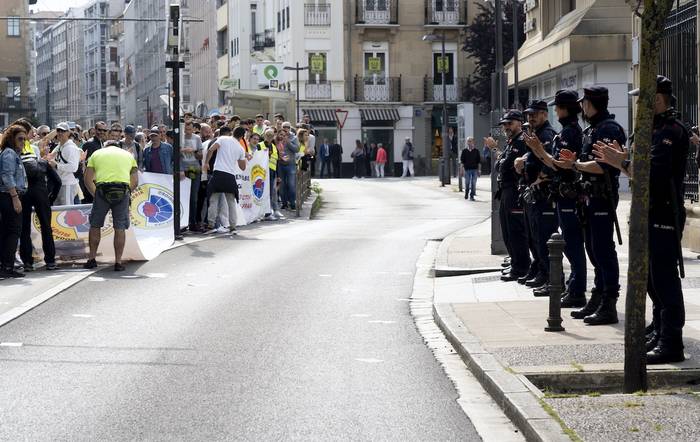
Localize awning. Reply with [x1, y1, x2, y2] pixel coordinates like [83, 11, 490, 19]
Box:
[302, 108, 337, 123]
[359, 108, 400, 122]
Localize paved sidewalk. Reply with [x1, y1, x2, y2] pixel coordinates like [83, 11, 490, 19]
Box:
[432, 189, 700, 441]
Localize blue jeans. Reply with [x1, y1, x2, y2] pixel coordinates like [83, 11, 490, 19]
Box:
[278, 163, 297, 208]
[464, 169, 478, 198]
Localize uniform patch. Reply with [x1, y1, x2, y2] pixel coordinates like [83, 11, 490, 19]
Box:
[662, 138, 673, 145]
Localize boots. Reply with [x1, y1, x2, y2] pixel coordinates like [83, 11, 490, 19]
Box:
[561, 291, 587, 308]
[571, 288, 602, 319]
[583, 296, 619, 325]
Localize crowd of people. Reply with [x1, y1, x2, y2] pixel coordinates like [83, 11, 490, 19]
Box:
[0, 112, 321, 277]
[489, 77, 689, 365]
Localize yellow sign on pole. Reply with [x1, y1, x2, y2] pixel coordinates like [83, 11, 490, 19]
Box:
[368, 57, 382, 73]
[436, 56, 450, 74]
[310, 54, 325, 74]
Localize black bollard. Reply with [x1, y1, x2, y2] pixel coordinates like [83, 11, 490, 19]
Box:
[545, 232, 565, 332]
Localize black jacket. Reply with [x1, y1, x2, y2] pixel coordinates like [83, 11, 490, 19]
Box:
[460, 147, 481, 170]
[82, 137, 103, 160]
[329, 143, 343, 160]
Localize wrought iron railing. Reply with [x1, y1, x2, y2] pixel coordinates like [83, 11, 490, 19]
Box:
[353, 76, 401, 102]
[356, 0, 398, 25]
[304, 3, 331, 26]
[252, 30, 275, 51]
[305, 82, 332, 100]
[423, 77, 467, 102]
[0, 96, 35, 112]
[424, 0, 465, 26]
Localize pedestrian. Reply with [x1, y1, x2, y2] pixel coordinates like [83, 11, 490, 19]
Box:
[595, 76, 688, 362]
[401, 137, 415, 177]
[258, 128, 283, 220]
[120, 125, 142, 167]
[486, 110, 531, 281]
[447, 127, 459, 177]
[481, 143, 492, 175]
[552, 86, 626, 325]
[82, 141, 139, 271]
[351, 140, 365, 179]
[202, 126, 247, 234]
[253, 114, 266, 136]
[318, 138, 331, 178]
[375, 143, 388, 178]
[143, 126, 174, 174]
[83, 121, 108, 160]
[47, 122, 82, 206]
[197, 123, 214, 227]
[19, 130, 61, 272]
[369, 142, 378, 177]
[460, 137, 480, 200]
[0, 125, 28, 278]
[277, 129, 299, 210]
[297, 129, 311, 172]
[303, 125, 316, 177]
[182, 120, 204, 231]
[364, 142, 373, 177]
[330, 139, 343, 178]
[524, 89, 587, 307]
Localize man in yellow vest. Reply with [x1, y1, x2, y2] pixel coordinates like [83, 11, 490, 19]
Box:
[259, 128, 283, 220]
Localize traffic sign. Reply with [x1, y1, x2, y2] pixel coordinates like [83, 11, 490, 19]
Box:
[335, 109, 349, 129]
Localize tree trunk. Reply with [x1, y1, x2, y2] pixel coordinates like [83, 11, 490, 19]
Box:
[624, 0, 675, 393]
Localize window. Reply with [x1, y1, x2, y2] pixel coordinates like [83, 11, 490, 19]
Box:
[6, 77, 20, 100]
[308, 52, 327, 83]
[286, 7, 290, 28]
[7, 16, 20, 37]
[277, 11, 281, 32]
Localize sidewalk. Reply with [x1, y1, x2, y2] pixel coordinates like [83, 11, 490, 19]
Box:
[432, 190, 700, 441]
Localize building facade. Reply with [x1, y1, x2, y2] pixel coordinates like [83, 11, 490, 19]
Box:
[189, 0, 219, 117]
[0, 0, 34, 128]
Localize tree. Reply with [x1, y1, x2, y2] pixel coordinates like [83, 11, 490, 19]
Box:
[624, 0, 675, 393]
[462, 1, 525, 108]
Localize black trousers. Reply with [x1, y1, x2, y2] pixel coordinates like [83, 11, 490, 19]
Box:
[499, 187, 530, 274]
[320, 159, 331, 178]
[332, 159, 342, 178]
[524, 202, 540, 275]
[196, 179, 208, 225]
[0, 193, 22, 270]
[20, 187, 55, 265]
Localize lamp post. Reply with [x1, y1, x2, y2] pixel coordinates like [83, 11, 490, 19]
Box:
[284, 63, 309, 124]
[423, 31, 450, 186]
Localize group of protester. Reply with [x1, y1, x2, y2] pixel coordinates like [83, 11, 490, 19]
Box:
[490, 77, 689, 365]
[0, 112, 318, 277]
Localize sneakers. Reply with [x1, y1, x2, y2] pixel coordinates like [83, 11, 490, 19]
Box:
[83, 258, 97, 269]
[229, 227, 238, 235]
[274, 210, 285, 219]
[215, 226, 229, 234]
[204, 225, 217, 234]
[45, 263, 58, 271]
[114, 263, 126, 272]
[268, 214, 279, 221]
[0, 267, 25, 278]
[23, 264, 35, 272]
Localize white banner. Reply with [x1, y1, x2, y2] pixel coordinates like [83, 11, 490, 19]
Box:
[234, 150, 271, 225]
[31, 173, 190, 262]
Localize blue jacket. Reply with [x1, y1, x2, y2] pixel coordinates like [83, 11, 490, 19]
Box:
[0, 147, 27, 193]
[143, 142, 174, 174]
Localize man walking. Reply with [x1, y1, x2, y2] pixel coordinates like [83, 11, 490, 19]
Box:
[330, 139, 343, 178]
[460, 137, 480, 200]
[401, 137, 415, 178]
[83, 141, 139, 271]
[318, 138, 331, 178]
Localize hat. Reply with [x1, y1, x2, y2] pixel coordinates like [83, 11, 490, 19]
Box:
[151, 125, 160, 132]
[578, 86, 609, 102]
[548, 89, 580, 107]
[524, 100, 548, 113]
[124, 125, 136, 135]
[628, 75, 673, 96]
[498, 110, 524, 124]
[67, 121, 77, 129]
[56, 122, 70, 131]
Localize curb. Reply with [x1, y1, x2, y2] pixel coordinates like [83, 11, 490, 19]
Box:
[434, 266, 503, 277]
[432, 297, 569, 442]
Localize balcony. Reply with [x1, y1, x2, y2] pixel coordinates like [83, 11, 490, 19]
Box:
[423, 77, 467, 102]
[0, 95, 35, 112]
[425, 0, 466, 27]
[305, 82, 332, 100]
[353, 76, 401, 102]
[356, 0, 398, 26]
[252, 29, 275, 51]
[305, 3, 331, 27]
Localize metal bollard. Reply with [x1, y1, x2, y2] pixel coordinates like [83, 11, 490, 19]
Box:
[545, 233, 565, 332]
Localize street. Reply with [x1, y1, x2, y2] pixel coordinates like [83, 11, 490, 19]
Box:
[0, 178, 499, 440]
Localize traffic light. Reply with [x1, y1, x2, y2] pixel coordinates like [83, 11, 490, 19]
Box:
[167, 2, 180, 54]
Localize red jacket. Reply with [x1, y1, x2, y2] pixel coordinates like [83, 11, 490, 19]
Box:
[376, 147, 388, 164]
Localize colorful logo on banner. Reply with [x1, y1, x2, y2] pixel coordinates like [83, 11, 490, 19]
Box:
[251, 164, 267, 203]
[130, 183, 176, 229]
[35, 207, 113, 240]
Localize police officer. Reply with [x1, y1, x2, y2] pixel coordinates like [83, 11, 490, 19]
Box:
[486, 110, 531, 281]
[595, 76, 688, 363]
[524, 90, 587, 307]
[555, 86, 626, 325]
[516, 100, 558, 289]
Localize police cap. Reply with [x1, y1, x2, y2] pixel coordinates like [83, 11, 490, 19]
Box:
[548, 89, 580, 107]
[498, 110, 524, 124]
[524, 100, 548, 113]
[577, 86, 609, 103]
[628, 75, 674, 96]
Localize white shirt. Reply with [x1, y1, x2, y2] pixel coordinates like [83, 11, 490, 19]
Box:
[53, 139, 81, 185]
[201, 139, 213, 181]
[213, 136, 246, 175]
[307, 133, 316, 156]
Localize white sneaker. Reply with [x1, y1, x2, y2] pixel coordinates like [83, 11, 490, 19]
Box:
[269, 214, 279, 221]
[275, 210, 285, 219]
[215, 226, 229, 234]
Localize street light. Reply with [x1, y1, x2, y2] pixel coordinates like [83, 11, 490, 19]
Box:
[423, 31, 450, 186]
[284, 63, 309, 124]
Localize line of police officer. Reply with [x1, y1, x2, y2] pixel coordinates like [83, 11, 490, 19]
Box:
[488, 77, 688, 365]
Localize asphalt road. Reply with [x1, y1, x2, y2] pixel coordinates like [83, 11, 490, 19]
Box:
[0, 177, 493, 441]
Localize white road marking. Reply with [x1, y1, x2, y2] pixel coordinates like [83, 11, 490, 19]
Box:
[318, 274, 332, 278]
[146, 273, 168, 278]
[72, 314, 94, 318]
[120, 275, 140, 279]
[0, 342, 23, 347]
[88, 276, 105, 282]
[355, 358, 383, 363]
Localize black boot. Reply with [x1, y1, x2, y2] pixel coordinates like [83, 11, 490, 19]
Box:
[571, 288, 602, 319]
[533, 284, 550, 297]
[518, 267, 538, 285]
[583, 296, 619, 325]
[646, 345, 685, 364]
[525, 274, 548, 288]
[561, 291, 587, 308]
[646, 331, 659, 352]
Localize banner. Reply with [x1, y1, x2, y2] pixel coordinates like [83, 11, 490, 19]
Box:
[31, 173, 190, 263]
[233, 150, 271, 225]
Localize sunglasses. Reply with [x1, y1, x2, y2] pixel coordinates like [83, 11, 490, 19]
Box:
[56, 129, 67, 133]
[97, 128, 108, 133]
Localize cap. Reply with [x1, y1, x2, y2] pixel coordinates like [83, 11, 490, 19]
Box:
[578, 86, 609, 102]
[548, 89, 580, 107]
[124, 125, 136, 135]
[628, 75, 673, 96]
[498, 110, 524, 124]
[524, 100, 548, 113]
[67, 121, 77, 129]
[56, 122, 70, 131]
[151, 125, 160, 132]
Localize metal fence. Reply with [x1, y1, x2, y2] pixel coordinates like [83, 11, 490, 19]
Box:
[295, 169, 312, 217]
[659, 2, 698, 202]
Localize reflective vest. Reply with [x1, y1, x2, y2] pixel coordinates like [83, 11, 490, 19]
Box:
[258, 141, 278, 171]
